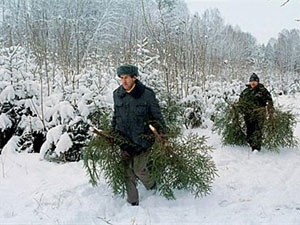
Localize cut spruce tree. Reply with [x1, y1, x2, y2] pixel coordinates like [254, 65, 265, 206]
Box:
[83, 134, 127, 197]
[83, 128, 218, 200]
[213, 101, 298, 152]
[213, 102, 248, 146]
[262, 108, 298, 151]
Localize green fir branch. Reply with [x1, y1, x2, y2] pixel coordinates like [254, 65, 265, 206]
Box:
[83, 132, 218, 200]
[83, 136, 126, 197]
[263, 109, 298, 152]
[149, 133, 218, 199]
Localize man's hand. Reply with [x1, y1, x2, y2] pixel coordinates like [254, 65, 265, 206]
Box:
[267, 105, 275, 120]
[106, 136, 114, 145]
[90, 127, 114, 145]
[89, 127, 100, 136]
[121, 150, 131, 160]
[149, 124, 169, 148]
[161, 138, 169, 147]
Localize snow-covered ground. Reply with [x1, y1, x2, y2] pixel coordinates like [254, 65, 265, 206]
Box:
[1, 94, 300, 225]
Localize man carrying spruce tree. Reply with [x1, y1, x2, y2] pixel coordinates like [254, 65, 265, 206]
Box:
[111, 64, 167, 206]
[239, 73, 274, 152]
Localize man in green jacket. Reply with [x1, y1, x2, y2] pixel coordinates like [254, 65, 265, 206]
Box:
[111, 64, 167, 206]
[239, 73, 274, 152]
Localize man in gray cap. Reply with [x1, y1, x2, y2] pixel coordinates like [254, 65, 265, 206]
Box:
[111, 64, 167, 206]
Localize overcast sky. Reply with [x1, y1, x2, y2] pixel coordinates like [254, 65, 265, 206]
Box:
[185, 0, 300, 44]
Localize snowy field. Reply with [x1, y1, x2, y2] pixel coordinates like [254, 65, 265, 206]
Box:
[1, 94, 300, 225]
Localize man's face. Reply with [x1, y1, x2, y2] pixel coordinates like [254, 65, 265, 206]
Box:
[120, 75, 136, 90]
[249, 80, 258, 89]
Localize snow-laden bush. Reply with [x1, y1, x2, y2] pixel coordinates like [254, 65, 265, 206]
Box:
[0, 101, 35, 153]
[18, 115, 45, 153]
[0, 113, 12, 131]
[40, 125, 67, 161]
[140, 69, 185, 136]
[181, 94, 204, 129]
[0, 46, 45, 154]
[40, 103, 92, 162]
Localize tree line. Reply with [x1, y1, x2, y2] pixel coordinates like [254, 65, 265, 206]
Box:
[0, 0, 299, 97]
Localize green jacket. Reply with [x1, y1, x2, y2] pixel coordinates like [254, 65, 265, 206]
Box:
[239, 83, 273, 116]
[111, 80, 166, 154]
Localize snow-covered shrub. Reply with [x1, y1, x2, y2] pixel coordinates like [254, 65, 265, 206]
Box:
[0, 111, 14, 152]
[0, 100, 35, 153]
[181, 94, 204, 129]
[87, 105, 113, 131]
[40, 116, 92, 162]
[40, 98, 90, 162]
[0, 46, 44, 154]
[140, 69, 184, 136]
[65, 118, 91, 161]
[18, 115, 45, 153]
[40, 125, 69, 162]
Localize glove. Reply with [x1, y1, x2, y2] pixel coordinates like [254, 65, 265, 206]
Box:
[121, 150, 131, 160]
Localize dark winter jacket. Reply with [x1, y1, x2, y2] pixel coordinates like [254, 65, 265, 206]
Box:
[239, 83, 273, 117]
[111, 80, 166, 154]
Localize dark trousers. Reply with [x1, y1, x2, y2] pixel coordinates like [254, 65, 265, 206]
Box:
[244, 114, 265, 150]
[122, 150, 154, 204]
